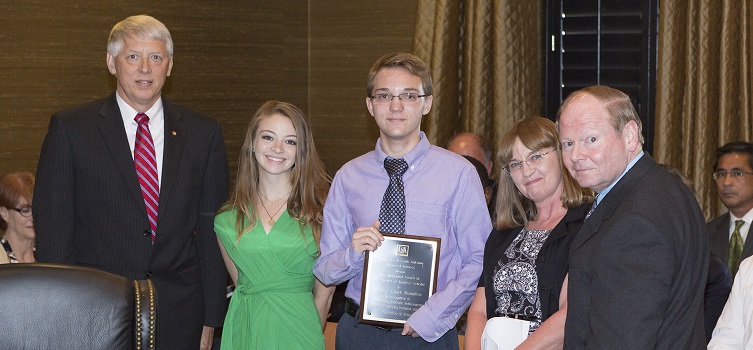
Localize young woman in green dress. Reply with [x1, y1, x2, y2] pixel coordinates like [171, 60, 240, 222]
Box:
[214, 101, 334, 349]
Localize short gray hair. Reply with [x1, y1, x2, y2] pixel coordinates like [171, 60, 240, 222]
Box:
[107, 15, 173, 58]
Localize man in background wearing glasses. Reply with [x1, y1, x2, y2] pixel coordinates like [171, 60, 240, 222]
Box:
[708, 142, 753, 348]
[707, 141, 753, 276]
[314, 53, 491, 349]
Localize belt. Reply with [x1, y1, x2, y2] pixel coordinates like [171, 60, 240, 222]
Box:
[494, 312, 541, 323]
[344, 298, 399, 331]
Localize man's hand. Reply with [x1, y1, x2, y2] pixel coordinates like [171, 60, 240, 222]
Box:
[402, 323, 420, 338]
[200, 326, 214, 350]
[352, 220, 384, 254]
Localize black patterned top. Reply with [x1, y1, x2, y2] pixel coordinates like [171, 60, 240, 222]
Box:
[1, 238, 35, 264]
[492, 228, 551, 334]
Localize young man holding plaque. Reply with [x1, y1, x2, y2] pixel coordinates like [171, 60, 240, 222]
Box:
[314, 53, 492, 349]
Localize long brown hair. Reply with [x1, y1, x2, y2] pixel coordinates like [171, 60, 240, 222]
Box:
[219, 101, 330, 245]
[494, 116, 593, 229]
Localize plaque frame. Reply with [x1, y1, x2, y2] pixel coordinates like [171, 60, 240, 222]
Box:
[358, 233, 441, 327]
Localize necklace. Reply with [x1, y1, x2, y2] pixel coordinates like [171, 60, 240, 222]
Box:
[259, 190, 292, 204]
[259, 198, 287, 226]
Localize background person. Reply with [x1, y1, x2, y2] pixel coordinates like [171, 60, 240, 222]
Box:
[33, 15, 229, 349]
[0, 171, 36, 264]
[448, 132, 497, 217]
[214, 101, 334, 349]
[707, 141, 753, 276]
[463, 155, 494, 206]
[464, 117, 592, 350]
[447, 132, 493, 177]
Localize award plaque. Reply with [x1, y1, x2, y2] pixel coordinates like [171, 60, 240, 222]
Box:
[359, 233, 441, 327]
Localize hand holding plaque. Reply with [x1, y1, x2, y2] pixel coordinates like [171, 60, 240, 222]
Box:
[359, 233, 441, 327]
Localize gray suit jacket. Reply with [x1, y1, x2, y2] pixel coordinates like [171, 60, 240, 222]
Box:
[564, 154, 708, 349]
[34, 94, 230, 349]
[706, 213, 753, 267]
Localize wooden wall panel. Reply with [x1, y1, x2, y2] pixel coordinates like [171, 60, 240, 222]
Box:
[0, 1, 308, 181]
[0, 0, 417, 182]
[309, 1, 419, 173]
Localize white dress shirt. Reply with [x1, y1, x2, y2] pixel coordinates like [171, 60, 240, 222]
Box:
[709, 256, 753, 348]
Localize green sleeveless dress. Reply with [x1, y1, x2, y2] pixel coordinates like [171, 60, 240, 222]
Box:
[215, 209, 324, 350]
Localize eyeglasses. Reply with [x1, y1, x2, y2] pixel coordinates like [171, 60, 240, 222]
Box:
[369, 93, 427, 104]
[712, 170, 753, 180]
[503, 149, 556, 174]
[12, 207, 32, 218]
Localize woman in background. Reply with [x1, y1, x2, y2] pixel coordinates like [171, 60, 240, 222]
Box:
[214, 101, 334, 349]
[465, 117, 592, 350]
[0, 171, 36, 263]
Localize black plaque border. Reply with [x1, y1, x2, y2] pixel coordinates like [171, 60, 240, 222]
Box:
[358, 233, 441, 327]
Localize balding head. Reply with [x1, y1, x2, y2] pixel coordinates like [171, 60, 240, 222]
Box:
[447, 132, 493, 176]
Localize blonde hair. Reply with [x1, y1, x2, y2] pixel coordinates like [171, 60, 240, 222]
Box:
[494, 117, 593, 229]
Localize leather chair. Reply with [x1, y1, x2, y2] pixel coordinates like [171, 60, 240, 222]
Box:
[0, 263, 156, 350]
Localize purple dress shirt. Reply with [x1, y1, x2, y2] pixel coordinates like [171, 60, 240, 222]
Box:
[314, 132, 492, 342]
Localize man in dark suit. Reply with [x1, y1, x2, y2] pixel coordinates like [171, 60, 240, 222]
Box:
[707, 142, 753, 276]
[557, 86, 708, 349]
[33, 15, 229, 350]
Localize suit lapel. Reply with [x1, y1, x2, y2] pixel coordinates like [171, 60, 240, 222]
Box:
[711, 215, 731, 263]
[570, 154, 656, 252]
[97, 94, 146, 214]
[158, 100, 185, 221]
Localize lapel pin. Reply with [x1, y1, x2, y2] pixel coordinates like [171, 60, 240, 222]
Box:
[172, 131, 177, 136]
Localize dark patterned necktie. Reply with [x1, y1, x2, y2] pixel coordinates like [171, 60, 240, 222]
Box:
[729, 219, 745, 275]
[378, 158, 408, 234]
[586, 196, 599, 219]
[134, 113, 159, 243]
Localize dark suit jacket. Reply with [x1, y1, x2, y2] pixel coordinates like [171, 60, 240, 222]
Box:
[34, 94, 229, 349]
[480, 204, 588, 321]
[564, 154, 708, 349]
[705, 253, 732, 343]
[707, 213, 753, 269]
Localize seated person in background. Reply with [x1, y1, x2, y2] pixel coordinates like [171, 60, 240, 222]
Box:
[448, 132, 493, 178]
[463, 155, 494, 206]
[448, 132, 497, 217]
[464, 116, 593, 350]
[0, 171, 36, 263]
[709, 255, 753, 348]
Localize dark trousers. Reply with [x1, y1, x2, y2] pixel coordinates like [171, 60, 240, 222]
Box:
[335, 312, 459, 350]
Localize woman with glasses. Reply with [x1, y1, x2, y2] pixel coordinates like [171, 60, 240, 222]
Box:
[465, 117, 593, 350]
[0, 171, 36, 264]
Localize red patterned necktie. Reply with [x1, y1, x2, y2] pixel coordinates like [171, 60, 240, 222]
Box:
[134, 113, 159, 243]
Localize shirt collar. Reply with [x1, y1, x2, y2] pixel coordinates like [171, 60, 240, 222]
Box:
[374, 131, 431, 173]
[116, 93, 164, 125]
[731, 207, 753, 224]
